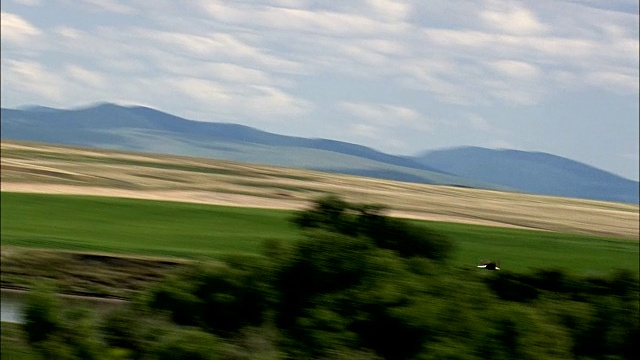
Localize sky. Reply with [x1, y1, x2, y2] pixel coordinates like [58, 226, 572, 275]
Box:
[1, 0, 638, 181]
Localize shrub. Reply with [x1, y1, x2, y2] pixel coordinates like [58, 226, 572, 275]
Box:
[56, 307, 105, 360]
[147, 276, 201, 326]
[273, 231, 374, 329]
[195, 265, 269, 335]
[101, 307, 145, 356]
[155, 328, 221, 360]
[23, 283, 61, 344]
[24, 283, 107, 360]
[485, 272, 539, 302]
[292, 195, 454, 260]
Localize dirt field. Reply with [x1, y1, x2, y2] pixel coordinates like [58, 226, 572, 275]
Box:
[2, 140, 638, 239]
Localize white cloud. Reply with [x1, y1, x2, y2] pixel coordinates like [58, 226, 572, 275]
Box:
[335, 101, 430, 154]
[197, 0, 407, 37]
[151, 0, 639, 106]
[81, 0, 137, 14]
[170, 77, 234, 107]
[166, 77, 312, 122]
[55, 26, 84, 40]
[1, 59, 64, 101]
[344, 123, 382, 141]
[0, 12, 41, 44]
[365, 0, 410, 21]
[481, 3, 549, 35]
[65, 65, 107, 88]
[243, 85, 314, 120]
[563, 0, 639, 14]
[338, 101, 429, 131]
[1, 0, 638, 156]
[488, 60, 541, 80]
[196, 63, 287, 87]
[413, 12, 637, 103]
[586, 71, 639, 94]
[138, 29, 305, 75]
[466, 113, 492, 132]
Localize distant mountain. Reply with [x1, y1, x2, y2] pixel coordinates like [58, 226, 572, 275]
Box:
[0, 103, 492, 189]
[415, 147, 639, 204]
[2, 103, 637, 204]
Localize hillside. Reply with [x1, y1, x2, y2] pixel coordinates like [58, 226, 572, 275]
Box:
[416, 147, 639, 204]
[1, 104, 488, 189]
[2, 103, 637, 203]
[1, 140, 638, 239]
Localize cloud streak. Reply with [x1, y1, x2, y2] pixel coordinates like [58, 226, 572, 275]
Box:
[1, 12, 41, 44]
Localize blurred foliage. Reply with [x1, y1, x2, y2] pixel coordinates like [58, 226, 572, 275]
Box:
[292, 195, 455, 261]
[23, 283, 60, 345]
[14, 195, 639, 359]
[154, 328, 221, 360]
[23, 283, 106, 359]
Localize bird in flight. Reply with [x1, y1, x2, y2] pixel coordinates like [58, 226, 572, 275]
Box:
[477, 260, 500, 270]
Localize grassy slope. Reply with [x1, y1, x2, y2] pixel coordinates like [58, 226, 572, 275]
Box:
[431, 221, 639, 275]
[1, 192, 298, 258]
[2, 192, 637, 276]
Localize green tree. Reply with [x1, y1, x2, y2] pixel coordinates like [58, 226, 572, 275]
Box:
[292, 195, 454, 261]
[195, 263, 269, 335]
[154, 327, 221, 360]
[23, 283, 107, 360]
[56, 307, 105, 360]
[23, 283, 61, 344]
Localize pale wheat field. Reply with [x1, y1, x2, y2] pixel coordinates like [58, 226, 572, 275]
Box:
[1, 140, 637, 239]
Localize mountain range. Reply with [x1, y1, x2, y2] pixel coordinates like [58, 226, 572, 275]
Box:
[1, 103, 637, 204]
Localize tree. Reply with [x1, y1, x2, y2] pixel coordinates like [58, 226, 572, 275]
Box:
[23, 283, 61, 344]
[155, 328, 221, 360]
[292, 195, 454, 261]
[23, 283, 106, 359]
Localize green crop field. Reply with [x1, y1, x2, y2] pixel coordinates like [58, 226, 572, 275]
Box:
[0, 192, 299, 259]
[428, 221, 639, 275]
[1, 191, 638, 275]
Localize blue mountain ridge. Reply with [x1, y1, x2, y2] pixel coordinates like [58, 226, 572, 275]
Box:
[415, 147, 639, 204]
[1, 103, 637, 204]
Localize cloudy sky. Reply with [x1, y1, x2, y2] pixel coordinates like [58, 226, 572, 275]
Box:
[1, 0, 638, 180]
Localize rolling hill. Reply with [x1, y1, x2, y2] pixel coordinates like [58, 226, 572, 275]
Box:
[0, 104, 491, 189]
[1, 103, 637, 203]
[416, 147, 639, 204]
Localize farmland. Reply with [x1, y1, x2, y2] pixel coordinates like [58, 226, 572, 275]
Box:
[1, 140, 638, 297]
[1, 140, 638, 359]
[2, 140, 638, 239]
[1, 191, 638, 278]
[1, 140, 638, 283]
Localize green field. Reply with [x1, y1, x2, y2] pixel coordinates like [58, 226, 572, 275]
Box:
[1, 192, 638, 275]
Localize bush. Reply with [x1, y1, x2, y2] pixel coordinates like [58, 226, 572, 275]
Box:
[144, 261, 270, 336]
[101, 307, 147, 356]
[56, 307, 105, 360]
[360, 216, 454, 260]
[485, 272, 540, 302]
[147, 275, 201, 326]
[292, 195, 454, 261]
[155, 328, 221, 360]
[195, 265, 269, 335]
[23, 283, 107, 359]
[23, 283, 61, 344]
[273, 232, 374, 330]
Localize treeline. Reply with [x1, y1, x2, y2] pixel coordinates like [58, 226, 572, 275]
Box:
[22, 196, 639, 359]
